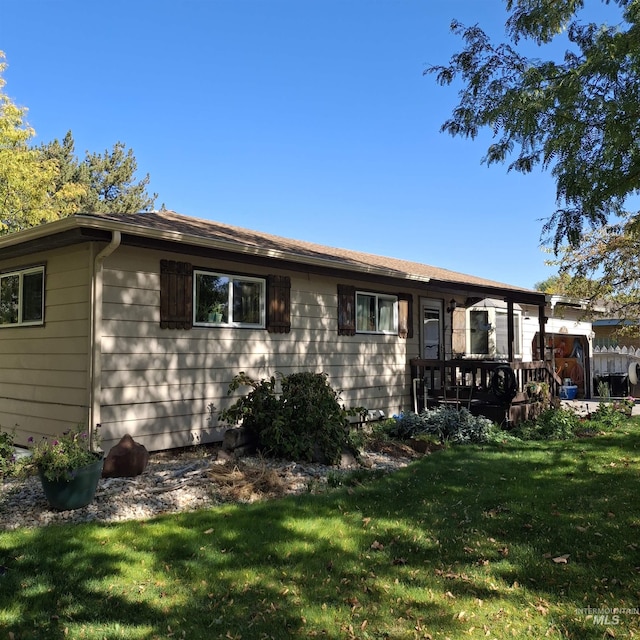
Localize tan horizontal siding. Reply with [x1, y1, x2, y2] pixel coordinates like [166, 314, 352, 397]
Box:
[97, 247, 416, 451]
[0, 245, 92, 445]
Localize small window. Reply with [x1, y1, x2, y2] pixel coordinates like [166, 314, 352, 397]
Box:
[496, 310, 521, 357]
[469, 310, 490, 355]
[194, 270, 265, 328]
[468, 306, 522, 358]
[356, 291, 397, 334]
[0, 266, 44, 327]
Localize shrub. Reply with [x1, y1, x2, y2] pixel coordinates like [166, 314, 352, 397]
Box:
[512, 407, 580, 441]
[0, 427, 16, 479]
[219, 371, 363, 464]
[389, 407, 495, 444]
[590, 400, 631, 429]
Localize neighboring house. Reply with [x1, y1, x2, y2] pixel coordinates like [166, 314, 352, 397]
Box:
[0, 211, 547, 452]
[592, 316, 640, 397]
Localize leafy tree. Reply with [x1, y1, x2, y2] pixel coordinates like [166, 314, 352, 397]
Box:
[38, 133, 157, 215]
[548, 219, 640, 324]
[426, 0, 640, 251]
[78, 140, 156, 213]
[533, 274, 569, 294]
[0, 52, 62, 233]
[1, 49, 156, 235]
[36, 130, 87, 217]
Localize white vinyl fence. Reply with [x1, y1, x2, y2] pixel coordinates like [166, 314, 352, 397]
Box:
[592, 345, 640, 397]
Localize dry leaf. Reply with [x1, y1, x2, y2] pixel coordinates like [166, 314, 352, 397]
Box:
[362, 517, 371, 528]
[370, 540, 384, 551]
[445, 590, 456, 599]
[552, 554, 570, 564]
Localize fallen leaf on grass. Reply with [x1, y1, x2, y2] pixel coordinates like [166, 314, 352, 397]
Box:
[551, 554, 570, 564]
[370, 540, 384, 551]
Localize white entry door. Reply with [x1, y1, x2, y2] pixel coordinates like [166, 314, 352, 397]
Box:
[421, 298, 443, 360]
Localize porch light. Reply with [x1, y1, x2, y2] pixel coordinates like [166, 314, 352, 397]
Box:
[447, 299, 457, 313]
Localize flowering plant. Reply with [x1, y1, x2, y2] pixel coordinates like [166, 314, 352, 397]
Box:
[29, 425, 101, 481]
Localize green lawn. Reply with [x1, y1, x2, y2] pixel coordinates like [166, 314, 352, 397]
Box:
[1, 423, 640, 639]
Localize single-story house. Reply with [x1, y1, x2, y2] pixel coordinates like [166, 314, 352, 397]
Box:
[0, 210, 550, 452]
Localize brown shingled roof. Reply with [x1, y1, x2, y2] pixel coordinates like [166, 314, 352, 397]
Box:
[79, 210, 540, 295]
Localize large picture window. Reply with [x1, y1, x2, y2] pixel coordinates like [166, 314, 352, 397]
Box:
[356, 291, 397, 334]
[194, 270, 265, 328]
[0, 266, 44, 327]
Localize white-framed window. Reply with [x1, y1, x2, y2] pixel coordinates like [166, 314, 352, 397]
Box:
[495, 309, 521, 358]
[356, 291, 398, 334]
[193, 270, 265, 328]
[0, 266, 45, 327]
[468, 305, 522, 358]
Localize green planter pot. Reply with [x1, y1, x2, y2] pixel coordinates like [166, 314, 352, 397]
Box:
[39, 455, 104, 511]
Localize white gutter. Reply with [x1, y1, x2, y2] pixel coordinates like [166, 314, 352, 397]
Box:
[88, 231, 121, 449]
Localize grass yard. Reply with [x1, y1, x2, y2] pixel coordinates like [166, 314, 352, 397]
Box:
[1, 422, 640, 639]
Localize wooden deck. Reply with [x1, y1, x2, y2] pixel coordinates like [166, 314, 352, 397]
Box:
[410, 358, 561, 426]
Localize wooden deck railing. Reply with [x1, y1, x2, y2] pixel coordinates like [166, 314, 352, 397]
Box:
[409, 358, 560, 414]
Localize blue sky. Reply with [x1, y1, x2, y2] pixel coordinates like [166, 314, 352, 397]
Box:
[0, 1, 618, 289]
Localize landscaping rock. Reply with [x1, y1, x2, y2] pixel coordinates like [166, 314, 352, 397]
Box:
[1, 444, 416, 530]
[102, 434, 149, 478]
[222, 427, 255, 452]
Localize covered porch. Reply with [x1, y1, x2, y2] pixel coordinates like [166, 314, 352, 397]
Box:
[409, 282, 554, 427]
[410, 357, 559, 426]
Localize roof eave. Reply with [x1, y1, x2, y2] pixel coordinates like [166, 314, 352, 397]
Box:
[74, 215, 434, 284]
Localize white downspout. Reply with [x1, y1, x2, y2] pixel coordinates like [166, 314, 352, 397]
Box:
[89, 231, 121, 449]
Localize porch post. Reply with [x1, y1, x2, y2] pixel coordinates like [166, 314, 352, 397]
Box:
[507, 300, 514, 362]
[538, 303, 546, 361]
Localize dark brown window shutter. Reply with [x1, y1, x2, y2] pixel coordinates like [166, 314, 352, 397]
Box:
[337, 284, 356, 336]
[397, 293, 413, 339]
[160, 260, 193, 330]
[267, 275, 291, 333]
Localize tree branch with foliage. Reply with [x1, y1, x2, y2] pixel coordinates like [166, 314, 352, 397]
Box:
[426, 0, 640, 252]
[0, 50, 157, 234]
[0, 52, 64, 233]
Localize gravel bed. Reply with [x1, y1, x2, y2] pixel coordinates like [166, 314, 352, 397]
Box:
[0, 445, 416, 530]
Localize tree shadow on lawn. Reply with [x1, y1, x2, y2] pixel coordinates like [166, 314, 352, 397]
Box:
[2, 431, 639, 639]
